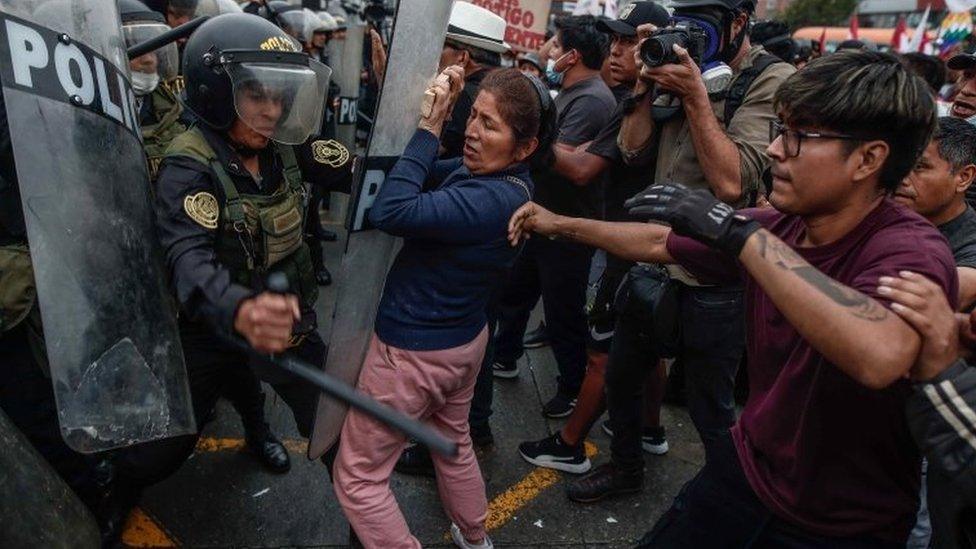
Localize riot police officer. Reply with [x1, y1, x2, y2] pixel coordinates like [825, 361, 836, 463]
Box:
[121, 0, 294, 474]
[148, 11, 352, 479]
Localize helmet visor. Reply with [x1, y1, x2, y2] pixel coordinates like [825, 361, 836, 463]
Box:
[123, 23, 179, 82]
[226, 59, 331, 145]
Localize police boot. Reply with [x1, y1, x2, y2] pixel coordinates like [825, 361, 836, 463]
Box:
[316, 266, 333, 286]
[245, 429, 291, 474]
[96, 480, 142, 548]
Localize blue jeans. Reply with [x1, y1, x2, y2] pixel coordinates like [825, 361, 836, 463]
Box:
[607, 274, 745, 473]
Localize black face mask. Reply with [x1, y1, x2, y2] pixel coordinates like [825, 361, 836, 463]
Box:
[720, 18, 747, 64]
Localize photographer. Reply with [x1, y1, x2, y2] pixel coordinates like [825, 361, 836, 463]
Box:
[589, 0, 794, 499]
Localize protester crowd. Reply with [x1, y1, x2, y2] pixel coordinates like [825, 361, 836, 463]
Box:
[2, 0, 976, 548]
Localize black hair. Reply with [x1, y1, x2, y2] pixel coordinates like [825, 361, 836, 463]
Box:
[901, 52, 946, 94]
[775, 50, 938, 192]
[554, 15, 609, 70]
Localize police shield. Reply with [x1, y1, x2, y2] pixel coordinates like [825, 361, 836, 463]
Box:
[308, 0, 452, 459]
[0, 1, 194, 453]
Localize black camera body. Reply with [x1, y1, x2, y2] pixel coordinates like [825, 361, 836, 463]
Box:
[640, 22, 709, 68]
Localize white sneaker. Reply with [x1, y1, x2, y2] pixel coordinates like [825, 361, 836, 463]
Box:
[450, 523, 493, 549]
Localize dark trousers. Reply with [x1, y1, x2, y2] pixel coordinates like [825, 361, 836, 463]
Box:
[606, 272, 745, 473]
[114, 329, 326, 487]
[637, 432, 902, 548]
[927, 464, 976, 549]
[468, 307, 497, 436]
[494, 237, 591, 396]
[0, 321, 103, 509]
[305, 183, 326, 272]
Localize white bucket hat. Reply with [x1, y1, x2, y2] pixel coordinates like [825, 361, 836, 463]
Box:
[445, 2, 511, 54]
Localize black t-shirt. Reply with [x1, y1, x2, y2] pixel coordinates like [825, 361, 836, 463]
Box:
[534, 75, 616, 219]
[938, 206, 976, 269]
[441, 67, 491, 159]
[585, 90, 650, 222]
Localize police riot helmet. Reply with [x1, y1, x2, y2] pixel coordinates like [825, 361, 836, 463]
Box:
[119, 0, 179, 85]
[317, 11, 339, 33]
[182, 13, 332, 144]
[267, 2, 321, 45]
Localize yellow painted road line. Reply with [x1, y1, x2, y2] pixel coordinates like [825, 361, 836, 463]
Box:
[194, 436, 307, 454]
[483, 440, 598, 532]
[121, 507, 178, 548]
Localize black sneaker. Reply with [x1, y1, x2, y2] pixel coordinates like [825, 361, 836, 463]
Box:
[522, 322, 549, 349]
[601, 420, 669, 455]
[566, 462, 643, 503]
[394, 443, 436, 477]
[492, 360, 519, 379]
[542, 393, 577, 418]
[518, 432, 591, 474]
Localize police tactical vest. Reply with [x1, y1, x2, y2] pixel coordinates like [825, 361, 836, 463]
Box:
[142, 85, 188, 182]
[163, 127, 318, 310]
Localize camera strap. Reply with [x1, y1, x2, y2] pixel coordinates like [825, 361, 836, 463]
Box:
[722, 53, 780, 126]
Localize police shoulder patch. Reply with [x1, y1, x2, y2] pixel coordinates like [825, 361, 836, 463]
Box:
[311, 139, 350, 168]
[183, 192, 219, 229]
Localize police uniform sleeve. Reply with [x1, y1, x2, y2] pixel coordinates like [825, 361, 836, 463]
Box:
[295, 138, 354, 194]
[154, 158, 253, 335]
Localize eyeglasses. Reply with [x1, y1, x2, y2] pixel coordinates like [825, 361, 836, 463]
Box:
[768, 120, 862, 158]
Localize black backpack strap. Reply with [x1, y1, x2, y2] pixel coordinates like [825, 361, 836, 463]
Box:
[723, 54, 781, 127]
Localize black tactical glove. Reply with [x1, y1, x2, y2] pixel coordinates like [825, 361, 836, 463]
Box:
[624, 183, 761, 257]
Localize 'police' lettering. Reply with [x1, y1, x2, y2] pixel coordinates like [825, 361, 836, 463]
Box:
[5, 20, 47, 88]
[0, 12, 141, 140]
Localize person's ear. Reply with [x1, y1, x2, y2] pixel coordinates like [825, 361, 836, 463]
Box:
[851, 140, 890, 185]
[956, 164, 976, 195]
[514, 137, 539, 163]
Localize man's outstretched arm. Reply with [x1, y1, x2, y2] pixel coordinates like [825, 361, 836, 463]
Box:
[508, 202, 674, 264]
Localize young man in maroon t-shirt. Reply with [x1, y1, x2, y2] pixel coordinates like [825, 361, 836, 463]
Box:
[507, 50, 955, 546]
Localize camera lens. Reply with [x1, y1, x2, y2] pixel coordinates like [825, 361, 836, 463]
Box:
[641, 38, 668, 67]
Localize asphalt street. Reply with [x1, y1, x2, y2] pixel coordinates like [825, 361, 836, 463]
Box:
[125, 217, 705, 548]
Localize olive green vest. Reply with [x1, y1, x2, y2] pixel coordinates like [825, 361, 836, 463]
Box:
[163, 127, 318, 309]
[142, 86, 187, 182]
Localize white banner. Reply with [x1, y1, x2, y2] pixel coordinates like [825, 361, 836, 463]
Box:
[464, 0, 553, 51]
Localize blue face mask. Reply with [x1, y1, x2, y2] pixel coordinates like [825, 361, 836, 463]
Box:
[545, 51, 571, 87]
[670, 14, 723, 69]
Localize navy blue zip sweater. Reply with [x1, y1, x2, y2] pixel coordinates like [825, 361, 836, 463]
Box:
[369, 129, 533, 351]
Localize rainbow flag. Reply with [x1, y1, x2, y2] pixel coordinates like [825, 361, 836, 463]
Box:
[937, 11, 974, 55]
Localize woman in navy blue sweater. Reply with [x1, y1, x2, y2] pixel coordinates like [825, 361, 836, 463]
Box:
[333, 67, 554, 549]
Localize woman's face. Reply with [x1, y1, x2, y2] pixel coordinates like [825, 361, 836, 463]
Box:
[463, 90, 537, 175]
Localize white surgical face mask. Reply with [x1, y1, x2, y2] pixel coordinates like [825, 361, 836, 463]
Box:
[131, 71, 160, 96]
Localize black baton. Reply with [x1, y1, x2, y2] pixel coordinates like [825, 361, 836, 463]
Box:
[224, 273, 458, 457]
[127, 16, 210, 60]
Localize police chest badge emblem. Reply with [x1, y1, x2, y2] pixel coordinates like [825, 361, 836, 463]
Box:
[183, 192, 219, 229]
[311, 139, 350, 168]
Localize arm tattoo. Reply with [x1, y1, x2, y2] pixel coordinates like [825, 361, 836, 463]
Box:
[754, 231, 889, 322]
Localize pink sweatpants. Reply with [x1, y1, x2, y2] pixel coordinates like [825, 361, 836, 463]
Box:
[333, 328, 489, 549]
